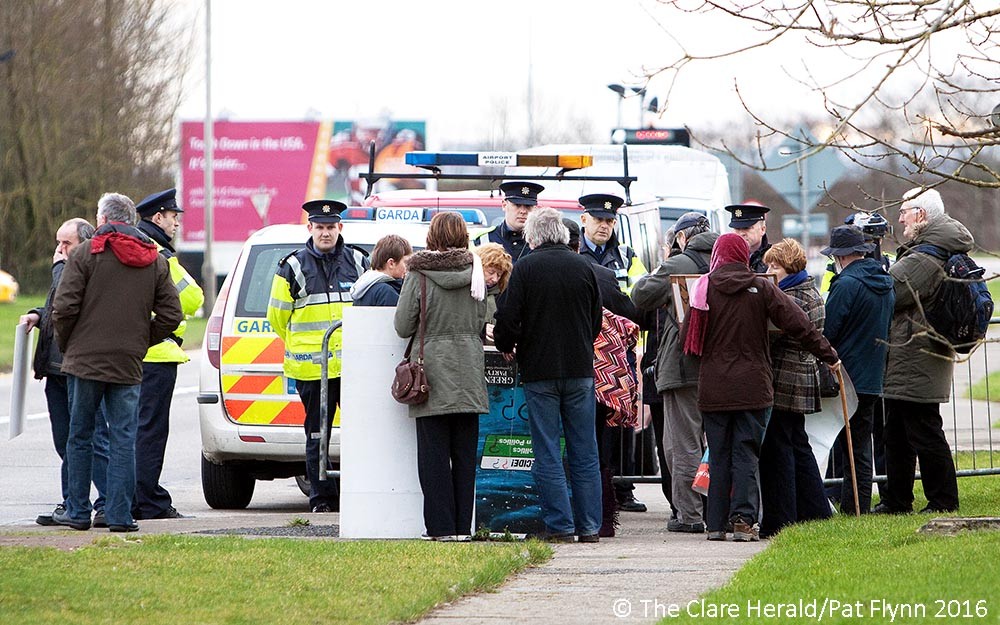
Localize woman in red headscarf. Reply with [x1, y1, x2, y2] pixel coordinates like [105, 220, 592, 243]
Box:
[684, 233, 840, 542]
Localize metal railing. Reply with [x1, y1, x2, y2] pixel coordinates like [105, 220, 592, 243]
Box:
[318, 320, 342, 482]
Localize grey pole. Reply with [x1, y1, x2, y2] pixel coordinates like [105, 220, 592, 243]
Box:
[201, 0, 217, 314]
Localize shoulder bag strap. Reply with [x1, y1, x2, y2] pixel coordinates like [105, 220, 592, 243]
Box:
[416, 273, 427, 363]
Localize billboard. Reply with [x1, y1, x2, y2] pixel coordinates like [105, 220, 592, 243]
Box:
[179, 119, 426, 247]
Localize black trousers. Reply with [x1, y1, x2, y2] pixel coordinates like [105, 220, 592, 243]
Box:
[836, 394, 876, 514]
[702, 409, 766, 532]
[415, 413, 479, 537]
[759, 409, 831, 538]
[296, 378, 341, 509]
[883, 399, 959, 512]
[133, 362, 177, 519]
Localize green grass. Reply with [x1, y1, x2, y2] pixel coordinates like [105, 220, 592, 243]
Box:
[967, 370, 1000, 404]
[659, 453, 1000, 625]
[0, 296, 205, 373]
[0, 536, 551, 625]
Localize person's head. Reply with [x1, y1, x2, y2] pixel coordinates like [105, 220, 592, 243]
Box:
[579, 193, 624, 247]
[725, 203, 769, 253]
[820, 225, 874, 272]
[710, 232, 750, 270]
[763, 237, 807, 281]
[96, 192, 137, 226]
[524, 207, 569, 249]
[426, 211, 469, 251]
[135, 188, 184, 240]
[303, 199, 346, 253]
[56, 218, 95, 258]
[898, 187, 945, 240]
[499, 181, 544, 232]
[672, 211, 711, 251]
[562, 218, 581, 252]
[474, 242, 513, 291]
[371, 234, 413, 279]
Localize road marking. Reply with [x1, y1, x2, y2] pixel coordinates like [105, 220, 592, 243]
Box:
[0, 385, 201, 425]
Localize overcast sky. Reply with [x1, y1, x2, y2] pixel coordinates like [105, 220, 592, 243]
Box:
[174, 0, 894, 148]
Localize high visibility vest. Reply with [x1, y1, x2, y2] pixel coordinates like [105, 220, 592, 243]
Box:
[580, 237, 648, 296]
[144, 247, 204, 363]
[266, 240, 368, 381]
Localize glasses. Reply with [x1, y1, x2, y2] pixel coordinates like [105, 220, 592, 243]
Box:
[898, 206, 921, 216]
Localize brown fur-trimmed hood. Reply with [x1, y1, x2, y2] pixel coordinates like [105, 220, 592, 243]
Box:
[406, 249, 474, 291]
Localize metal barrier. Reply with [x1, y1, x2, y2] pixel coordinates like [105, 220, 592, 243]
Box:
[616, 323, 1000, 486]
[318, 320, 342, 482]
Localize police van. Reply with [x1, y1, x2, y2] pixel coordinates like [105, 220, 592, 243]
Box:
[197, 210, 482, 509]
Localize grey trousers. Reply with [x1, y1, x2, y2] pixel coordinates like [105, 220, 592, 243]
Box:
[662, 386, 704, 524]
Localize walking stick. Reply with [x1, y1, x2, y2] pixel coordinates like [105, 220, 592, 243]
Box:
[836, 368, 861, 518]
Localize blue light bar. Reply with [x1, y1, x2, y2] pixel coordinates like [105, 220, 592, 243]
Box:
[405, 151, 593, 169]
[423, 208, 488, 226]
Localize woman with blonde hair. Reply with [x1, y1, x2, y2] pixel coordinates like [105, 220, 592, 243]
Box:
[394, 212, 488, 540]
[759, 238, 833, 538]
[473, 243, 513, 338]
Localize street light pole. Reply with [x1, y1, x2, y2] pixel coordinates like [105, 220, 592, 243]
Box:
[201, 0, 216, 315]
[607, 83, 626, 130]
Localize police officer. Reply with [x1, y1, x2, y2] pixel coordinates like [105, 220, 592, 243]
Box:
[725, 203, 771, 273]
[578, 193, 648, 295]
[578, 193, 649, 514]
[473, 181, 544, 263]
[266, 200, 369, 513]
[130, 189, 204, 520]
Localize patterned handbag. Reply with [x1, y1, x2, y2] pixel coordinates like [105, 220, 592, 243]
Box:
[391, 274, 430, 405]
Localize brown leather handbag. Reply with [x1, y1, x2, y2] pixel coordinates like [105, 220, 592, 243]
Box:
[391, 273, 430, 405]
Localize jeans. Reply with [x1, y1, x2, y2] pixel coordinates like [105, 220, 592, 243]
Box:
[45, 375, 109, 512]
[296, 378, 340, 509]
[66, 375, 140, 527]
[523, 377, 602, 536]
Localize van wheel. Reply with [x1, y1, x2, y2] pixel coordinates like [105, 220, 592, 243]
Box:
[295, 475, 311, 497]
[201, 456, 255, 509]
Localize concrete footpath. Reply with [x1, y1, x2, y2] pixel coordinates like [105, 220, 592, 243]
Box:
[0, 484, 765, 624]
[417, 483, 766, 625]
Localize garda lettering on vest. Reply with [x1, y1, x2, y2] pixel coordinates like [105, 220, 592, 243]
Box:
[235, 318, 274, 334]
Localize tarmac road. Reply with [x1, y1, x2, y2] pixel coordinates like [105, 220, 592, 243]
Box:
[0, 349, 311, 526]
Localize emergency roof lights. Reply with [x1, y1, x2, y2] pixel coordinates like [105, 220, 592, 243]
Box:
[405, 151, 593, 169]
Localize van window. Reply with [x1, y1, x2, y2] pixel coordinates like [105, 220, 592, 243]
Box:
[236, 244, 299, 317]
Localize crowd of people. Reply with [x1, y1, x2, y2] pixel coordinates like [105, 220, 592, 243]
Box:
[23, 182, 971, 542]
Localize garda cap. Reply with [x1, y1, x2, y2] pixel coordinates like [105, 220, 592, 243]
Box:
[579, 193, 624, 220]
[499, 181, 544, 206]
[725, 203, 770, 228]
[136, 188, 183, 219]
[303, 199, 347, 223]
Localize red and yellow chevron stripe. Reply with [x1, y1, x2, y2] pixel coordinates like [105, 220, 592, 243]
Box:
[221, 336, 284, 365]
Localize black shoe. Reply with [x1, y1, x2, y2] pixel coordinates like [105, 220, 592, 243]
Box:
[525, 531, 575, 543]
[52, 509, 91, 531]
[872, 502, 911, 515]
[577, 534, 600, 543]
[920, 504, 958, 514]
[311, 503, 332, 513]
[618, 497, 648, 513]
[149, 506, 187, 520]
[92, 510, 107, 528]
[667, 519, 706, 533]
[109, 523, 140, 533]
[36, 504, 66, 527]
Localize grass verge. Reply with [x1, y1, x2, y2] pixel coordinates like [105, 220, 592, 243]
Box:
[659, 452, 1000, 625]
[0, 536, 551, 625]
[0, 297, 205, 373]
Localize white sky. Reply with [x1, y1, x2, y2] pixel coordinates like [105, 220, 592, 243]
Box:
[173, 0, 909, 148]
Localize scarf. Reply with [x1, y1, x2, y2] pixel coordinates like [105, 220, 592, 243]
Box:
[683, 233, 750, 356]
[471, 252, 486, 301]
[778, 269, 810, 290]
[594, 309, 640, 427]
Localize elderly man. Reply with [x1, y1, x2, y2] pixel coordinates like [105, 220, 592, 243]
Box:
[473, 181, 544, 263]
[632, 212, 718, 533]
[821, 225, 895, 514]
[876, 188, 969, 514]
[494, 207, 604, 542]
[21, 218, 111, 528]
[51, 193, 182, 532]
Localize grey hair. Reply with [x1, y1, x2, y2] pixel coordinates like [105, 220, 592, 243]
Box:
[525, 207, 569, 248]
[901, 187, 945, 218]
[97, 192, 137, 225]
[63, 217, 95, 242]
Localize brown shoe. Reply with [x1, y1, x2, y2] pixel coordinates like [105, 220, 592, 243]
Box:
[732, 521, 760, 542]
[706, 531, 727, 541]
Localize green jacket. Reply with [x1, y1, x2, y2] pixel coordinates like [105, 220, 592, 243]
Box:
[883, 214, 974, 403]
[394, 249, 489, 419]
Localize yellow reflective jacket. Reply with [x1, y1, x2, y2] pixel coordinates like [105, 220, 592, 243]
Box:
[141, 226, 204, 364]
[267, 237, 368, 381]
